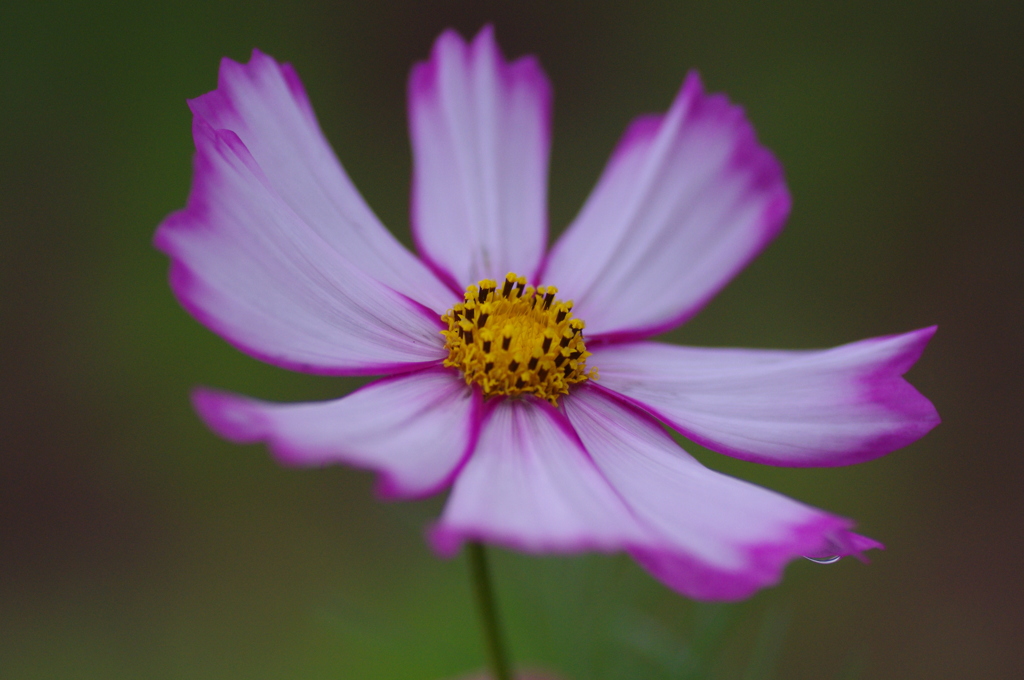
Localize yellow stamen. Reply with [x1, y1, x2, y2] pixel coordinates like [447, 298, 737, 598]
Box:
[441, 272, 595, 406]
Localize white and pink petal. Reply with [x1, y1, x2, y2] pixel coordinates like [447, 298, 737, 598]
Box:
[155, 119, 447, 375]
[563, 387, 878, 601]
[193, 367, 480, 499]
[542, 72, 790, 340]
[431, 397, 646, 556]
[590, 328, 940, 467]
[188, 49, 455, 313]
[409, 26, 551, 288]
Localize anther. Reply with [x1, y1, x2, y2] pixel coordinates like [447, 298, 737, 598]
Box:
[502, 274, 516, 298]
[477, 313, 489, 328]
[478, 279, 496, 303]
[542, 288, 556, 310]
[502, 335, 512, 351]
[508, 359, 520, 372]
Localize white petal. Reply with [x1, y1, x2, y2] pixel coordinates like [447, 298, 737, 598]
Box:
[188, 50, 455, 313]
[155, 119, 446, 374]
[565, 387, 873, 601]
[543, 72, 790, 340]
[193, 367, 478, 499]
[590, 328, 940, 466]
[409, 27, 551, 287]
[431, 397, 644, 556]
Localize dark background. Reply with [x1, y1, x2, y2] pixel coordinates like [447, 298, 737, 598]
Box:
[3, 1, 1022, 678]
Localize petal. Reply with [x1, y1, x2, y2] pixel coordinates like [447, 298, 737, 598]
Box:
[188, 50, 455, 313]
[154, 118, 447, 375]
[542, 72, 790, 340]
[590, 328, 940, 466]
[192, 367, 480, 499]
[430, 397, 645, 556]
[409, 26, 551, 288]
[564, 386, 877, 601]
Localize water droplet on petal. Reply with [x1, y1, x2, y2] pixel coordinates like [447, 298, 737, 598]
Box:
[804, 555, 842, 564]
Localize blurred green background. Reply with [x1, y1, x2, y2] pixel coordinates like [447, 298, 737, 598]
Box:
[3, 1, 1022, 678]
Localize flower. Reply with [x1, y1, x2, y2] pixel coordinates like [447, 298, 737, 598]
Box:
[155, 27, 939, 601]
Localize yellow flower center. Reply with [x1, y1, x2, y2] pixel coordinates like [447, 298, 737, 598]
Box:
[442, 272, 594, 406]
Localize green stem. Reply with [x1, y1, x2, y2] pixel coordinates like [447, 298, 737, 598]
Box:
[467, 541, 513, 680]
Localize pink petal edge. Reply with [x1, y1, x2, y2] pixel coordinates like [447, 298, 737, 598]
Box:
[192, 366, 481, 500]
[541, 71, 790, 341]
[409, 26, 552, 289]
[564, 386, 881, 601]
[155, 116, 448, 376]
[429, 397, 646, 557]
[188, 48, 456, 314]
[590, 327, 940, 467]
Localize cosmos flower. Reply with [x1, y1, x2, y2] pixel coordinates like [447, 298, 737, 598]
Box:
[155, 27, 939, 600]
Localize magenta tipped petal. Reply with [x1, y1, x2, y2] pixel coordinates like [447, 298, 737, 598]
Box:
[155, 115, 447, 376]
[564, 387, 879, 600]
[591, 327, 939, 466]
[192, 367, 480, 499]
[431, 397, 645, 557]
[542, 71, 790, 340]
[409, 26, 551, 287]
[186, 49, 454, 313]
